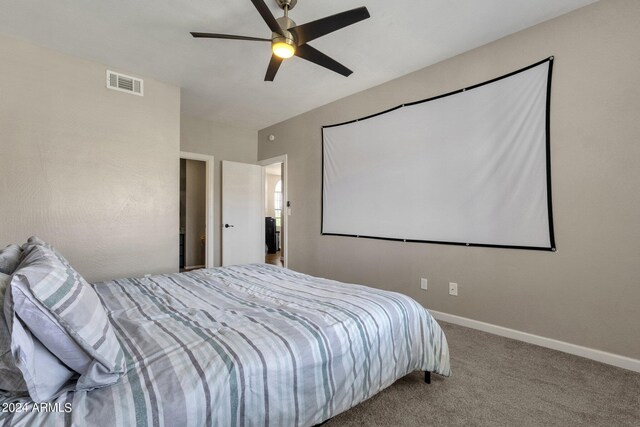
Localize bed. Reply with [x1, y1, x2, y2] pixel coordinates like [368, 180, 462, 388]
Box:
[1, 245, 450, 426]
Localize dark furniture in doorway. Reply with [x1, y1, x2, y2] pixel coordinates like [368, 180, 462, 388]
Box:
[265, 217, 277, 254]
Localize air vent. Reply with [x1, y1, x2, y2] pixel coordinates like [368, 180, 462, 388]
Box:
[106, 70, 143, 96]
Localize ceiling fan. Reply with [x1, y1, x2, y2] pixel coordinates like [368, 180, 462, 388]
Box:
[191, 0, 370, 81]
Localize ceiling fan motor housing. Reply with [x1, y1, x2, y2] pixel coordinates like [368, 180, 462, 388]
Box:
[275, 16, 296, 31]
[273, 16, 296, 45]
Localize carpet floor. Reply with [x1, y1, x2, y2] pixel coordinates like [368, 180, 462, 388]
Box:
[325, 321, 640, 426]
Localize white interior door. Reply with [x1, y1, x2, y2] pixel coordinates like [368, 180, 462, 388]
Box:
[222, 161, 263, 266]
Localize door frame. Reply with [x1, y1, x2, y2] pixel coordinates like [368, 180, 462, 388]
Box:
[180, 151, 215, 268]
[258, 154, 288, 268]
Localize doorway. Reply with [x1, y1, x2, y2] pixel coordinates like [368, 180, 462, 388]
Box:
[180, 152, 214, 270]
[259, 155, 288, 268]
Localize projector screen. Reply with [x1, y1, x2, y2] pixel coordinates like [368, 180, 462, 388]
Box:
[322, 58, 555, 250]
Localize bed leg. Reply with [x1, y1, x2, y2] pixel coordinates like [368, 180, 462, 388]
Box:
[424, 371, 431, 384]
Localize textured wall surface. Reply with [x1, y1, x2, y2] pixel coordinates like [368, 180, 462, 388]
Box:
[258, 0, 640, 359]
[0, 35, 181, 282]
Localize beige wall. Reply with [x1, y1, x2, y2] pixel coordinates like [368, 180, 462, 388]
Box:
[0, 35, 180, 282]
[185, 160, 206, 267]
[180, 116, 257, 266]
[259, 0, 640, 359]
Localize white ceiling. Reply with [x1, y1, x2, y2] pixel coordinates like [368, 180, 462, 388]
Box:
[0, 0, 597, 130]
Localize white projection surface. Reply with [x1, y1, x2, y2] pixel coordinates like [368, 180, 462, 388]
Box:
[322, 59, 554, 250]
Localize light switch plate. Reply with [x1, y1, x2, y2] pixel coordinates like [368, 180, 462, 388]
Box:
[449, 282, 458, 296]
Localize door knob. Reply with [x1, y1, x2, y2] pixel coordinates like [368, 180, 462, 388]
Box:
[224, 224, 234, 228]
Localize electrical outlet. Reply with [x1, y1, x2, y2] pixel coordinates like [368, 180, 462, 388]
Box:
[449, 282, 458, 296]
[420, 278, 428, 290]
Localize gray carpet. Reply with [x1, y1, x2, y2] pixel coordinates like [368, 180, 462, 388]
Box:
[325, 322, 640, 426]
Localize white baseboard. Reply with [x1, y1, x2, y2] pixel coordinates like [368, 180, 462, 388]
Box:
[428, 309, 640, 373]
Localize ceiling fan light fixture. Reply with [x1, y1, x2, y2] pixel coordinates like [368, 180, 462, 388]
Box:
[272, 38, 296, 59]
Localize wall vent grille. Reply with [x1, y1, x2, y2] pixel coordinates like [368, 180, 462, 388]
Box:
[106, 70, 143, 96]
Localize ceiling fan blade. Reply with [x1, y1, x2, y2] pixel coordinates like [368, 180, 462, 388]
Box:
[250, 0, 285, 36]
[290, 6, 370, 45]
[294, 44, 352, 77]
[190, 32, 270, 42]
[264, 54, 284, 81]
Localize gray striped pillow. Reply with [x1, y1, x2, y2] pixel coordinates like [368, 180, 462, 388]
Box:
[0, 244, 22, 275]
[0, 272, 28, 394]
[1, 272, 77, 401]
[10, 243, 125, 391]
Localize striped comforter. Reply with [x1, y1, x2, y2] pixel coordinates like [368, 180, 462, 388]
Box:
[1, 264, 450, 426]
